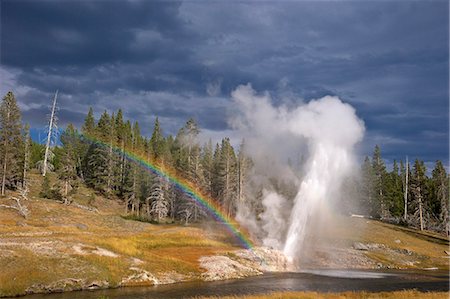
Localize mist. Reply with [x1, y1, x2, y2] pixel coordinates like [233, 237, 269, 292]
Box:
[230, 84, 365, 264]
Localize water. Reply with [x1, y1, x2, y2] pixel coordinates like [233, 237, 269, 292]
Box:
[15, 270, 449, 299]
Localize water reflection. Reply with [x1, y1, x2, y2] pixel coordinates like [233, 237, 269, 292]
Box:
[14, 270, 449, 299]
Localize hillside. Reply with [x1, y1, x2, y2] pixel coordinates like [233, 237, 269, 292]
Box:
[0, 171, 448, 297]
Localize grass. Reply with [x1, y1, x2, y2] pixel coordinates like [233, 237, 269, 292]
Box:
[196, 290, 449, 299]
[0, 171, 237, 297]
[0, 171, 449, 297]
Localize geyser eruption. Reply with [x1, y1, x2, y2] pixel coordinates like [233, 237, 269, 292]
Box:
[230, 84, 365, 262]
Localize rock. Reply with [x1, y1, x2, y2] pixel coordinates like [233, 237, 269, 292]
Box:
[85, 280, 109, 290]
[158, 271, 191, 284]
[353, 242, 369, 251]
[121, 267, 158, 285]
[199, 255, 262, 281]
[72, 243, 118, 257]
[16, 221, 27, 227]
[75, 223, 88, 230]
[444, 250, 450, 256]
[26, 278, 87, 294]
[233, 247, 294, 272]
[199, 247, 294, 282]
[394, 239, 401, 244]
[400, 248, 413, 255]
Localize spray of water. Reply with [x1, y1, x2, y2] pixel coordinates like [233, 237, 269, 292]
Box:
[230, 84, 365, 262]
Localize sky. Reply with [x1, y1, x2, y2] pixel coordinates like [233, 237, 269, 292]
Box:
[0, 0, 448, 169]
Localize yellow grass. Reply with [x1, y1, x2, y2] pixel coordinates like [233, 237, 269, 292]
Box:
[0, 172, 239, 297]
[0, 171, 449, 297]
[197, 290, 449, 299]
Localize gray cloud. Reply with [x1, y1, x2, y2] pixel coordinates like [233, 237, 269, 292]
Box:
[0, 0, 448, 166]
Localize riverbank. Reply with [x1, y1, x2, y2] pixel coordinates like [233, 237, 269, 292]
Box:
[0, 173, 291, 297]
[1, 172, 448, 297]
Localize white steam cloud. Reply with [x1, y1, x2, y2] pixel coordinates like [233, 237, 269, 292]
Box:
[230, 84, 365, 262]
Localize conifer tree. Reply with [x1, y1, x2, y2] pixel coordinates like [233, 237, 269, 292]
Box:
[58, 124, 78, 201]
[360, 156, 375, 216]
[0, 91, 23, 195]
[82, 107, 96, 136]
[150, 117, 165, 162]
[218, 138, 237, 217]
[85, 111, 111, 194]
[201, 140, 214, 197]
[173, 119, 205, 221]
[431, 160, 448, 233]
[211, 143, 221, 200]
[386, 160, 403, 217]
[237, 139, 251, 205]
[411, 159, 427, 230]
[372, 145, 388, 218]
[40, 175, 51, 199]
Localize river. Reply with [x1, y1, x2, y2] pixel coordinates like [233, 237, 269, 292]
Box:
[14, 269, 450, 299]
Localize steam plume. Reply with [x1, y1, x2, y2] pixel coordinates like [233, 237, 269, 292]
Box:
[230, 84, 365, 262]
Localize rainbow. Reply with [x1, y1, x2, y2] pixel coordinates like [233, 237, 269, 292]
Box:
[79, 133, 254, 250]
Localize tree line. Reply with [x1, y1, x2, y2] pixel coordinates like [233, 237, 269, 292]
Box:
[354, 145, 449, 234]
[0, 91, 252, 224]
[0, 91, 448, 234]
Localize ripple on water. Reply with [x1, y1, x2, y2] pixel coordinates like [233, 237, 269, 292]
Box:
[300, 269, 397, 279]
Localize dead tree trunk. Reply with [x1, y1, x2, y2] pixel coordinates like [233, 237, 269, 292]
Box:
[403, 156, 408, 220]
[23, 128, 30, 188]
[418, 187, 424, 231]
[43, 90, 58, 176]
[1, 151, 7, 196]
[0, 188, 29, 218]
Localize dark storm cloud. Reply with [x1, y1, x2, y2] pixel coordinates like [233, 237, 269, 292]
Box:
[0, 0, 448, 167]
[1, 0, 189, 67]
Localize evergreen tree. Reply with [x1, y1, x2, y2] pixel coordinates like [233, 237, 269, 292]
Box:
[410, 159, 427, 230]
[40, 175, 51, 198]
[96, 111, 111, 141]
[431, 160, 449, 233]
[201, 140, 214, 198]
[211, 143, 221, 200]
[84, 112, 112, 194]
[0, 91, 23, 195]
[150, 117, 165, 162]
[58, 124, 78, 201]
[360, 156, 375, 216]
[173, 119, 205, 221]
[30, 141, 45, 169]
[372, 145, 388, 218]
[218, 138, 237, 217]
[237, 139, 251, 205]
[386, 160, 403, 217]
[82, 107, 96, 136]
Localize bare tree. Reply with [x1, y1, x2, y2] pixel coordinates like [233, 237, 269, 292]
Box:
[148, 177, 168, 222]
[42, 91, 58, 176]
[403, 156, 408, 220]
[0, 187, 29, 218]
[23, 124, 31, 188]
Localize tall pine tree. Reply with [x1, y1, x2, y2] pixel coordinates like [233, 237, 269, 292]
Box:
[0, 92, 23, 195]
